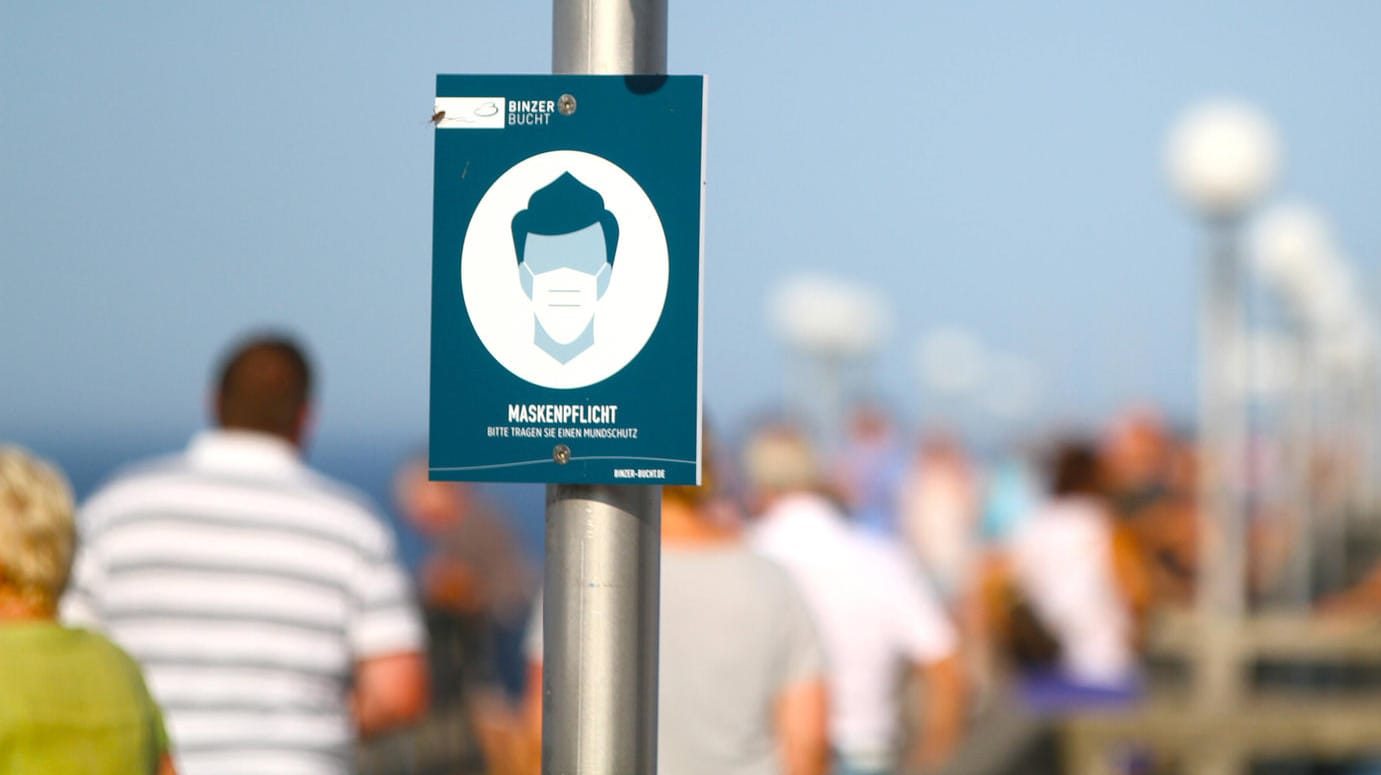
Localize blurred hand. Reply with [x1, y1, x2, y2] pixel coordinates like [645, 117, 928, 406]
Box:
[468, 690, 540, 775]
[774, 677, 828, 775]
[907, 654, 966, 774]
[352, 652, 429, 737]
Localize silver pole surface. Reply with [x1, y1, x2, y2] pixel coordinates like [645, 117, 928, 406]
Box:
[1286, 329, 1316, 605]
[1319, 367, 1349, 593]
[553, 0, 667, 75]
[545, 3, 667, 774]
[1195, 223, 1248, 723]
[1363, 367, 1380, 517]
[543, 485, 661, 775]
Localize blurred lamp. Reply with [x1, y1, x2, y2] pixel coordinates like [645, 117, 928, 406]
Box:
[768, 274, 891, 358]
[916, 327, 987, 395]
[1166, 101, 1280, 219]
[1297, 255, 1360, 334]
[1251, 202, 1333, 292]
[1251, 201, 1368, 351]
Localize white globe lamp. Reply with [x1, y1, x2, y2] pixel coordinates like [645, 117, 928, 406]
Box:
[1166, 101, 1280, 220]
[1251, 202, 1333, 294]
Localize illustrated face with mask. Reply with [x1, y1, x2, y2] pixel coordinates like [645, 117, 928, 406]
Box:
[512, 173, 619, 364]
[520, 223, 611, 351]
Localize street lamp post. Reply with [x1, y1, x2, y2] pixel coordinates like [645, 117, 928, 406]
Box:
[1314, 310, 1372, 591]
[768, 274, 890, 452]
[1251, 203, 1338, 604]
[1165, 101, 1279, 733]
[915, 326, 988, 437]
[1252, 203, 1381, 599]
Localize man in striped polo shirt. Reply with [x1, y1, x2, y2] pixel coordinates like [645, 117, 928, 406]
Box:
[63, 334, 428, 775]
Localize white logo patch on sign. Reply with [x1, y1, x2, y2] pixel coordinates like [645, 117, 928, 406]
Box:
[434, 97, 506, 129]
[461, 150, 670, 389]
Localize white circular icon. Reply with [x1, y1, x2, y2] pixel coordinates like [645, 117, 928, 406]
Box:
[461, 151, 669, 389]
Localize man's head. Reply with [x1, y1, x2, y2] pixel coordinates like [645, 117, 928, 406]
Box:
[1102, 406, 1169, 492]
[214, 334, 313, 445]
[512, 172, 619, 281]
[847, 402, 893, 445]
[742, 424, 824, 513]
[511, 173, 620, 356]
[1049, 439, 1105, 499]
[0, 447, 76, 617]
[393, 454, 472, 538]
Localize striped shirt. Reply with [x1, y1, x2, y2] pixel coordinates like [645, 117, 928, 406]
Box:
[62, 430, 425, 775]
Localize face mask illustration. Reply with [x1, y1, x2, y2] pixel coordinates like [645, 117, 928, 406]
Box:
[523, 262, 609, 345]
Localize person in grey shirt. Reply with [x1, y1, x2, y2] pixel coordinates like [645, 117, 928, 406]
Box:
[524, 447, 829, 775]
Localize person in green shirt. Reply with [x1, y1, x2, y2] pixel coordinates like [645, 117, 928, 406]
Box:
[0, 446, 174, 775]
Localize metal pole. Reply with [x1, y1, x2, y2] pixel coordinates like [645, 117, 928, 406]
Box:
[1364, 365, 1380, 518]
[553, 0, 667, 75]
[545, 4, 667, 774]
[543, 485, 661, 775]
[1286, 327, 1316, 605]
[1319, 365, 1349, 594]
[1195, 222, 1247, 728]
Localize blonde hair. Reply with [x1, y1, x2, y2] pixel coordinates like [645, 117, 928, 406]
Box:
[742, 426, 822, 495]
[0, 447, 76, 613]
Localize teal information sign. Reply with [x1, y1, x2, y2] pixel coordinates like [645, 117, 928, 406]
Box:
[429, 75, 704, 485]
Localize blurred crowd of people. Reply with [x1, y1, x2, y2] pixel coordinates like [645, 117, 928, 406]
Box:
[9, 331, 1380, 775]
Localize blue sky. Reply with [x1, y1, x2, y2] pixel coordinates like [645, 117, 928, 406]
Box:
[5, 1, 1381, 465]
